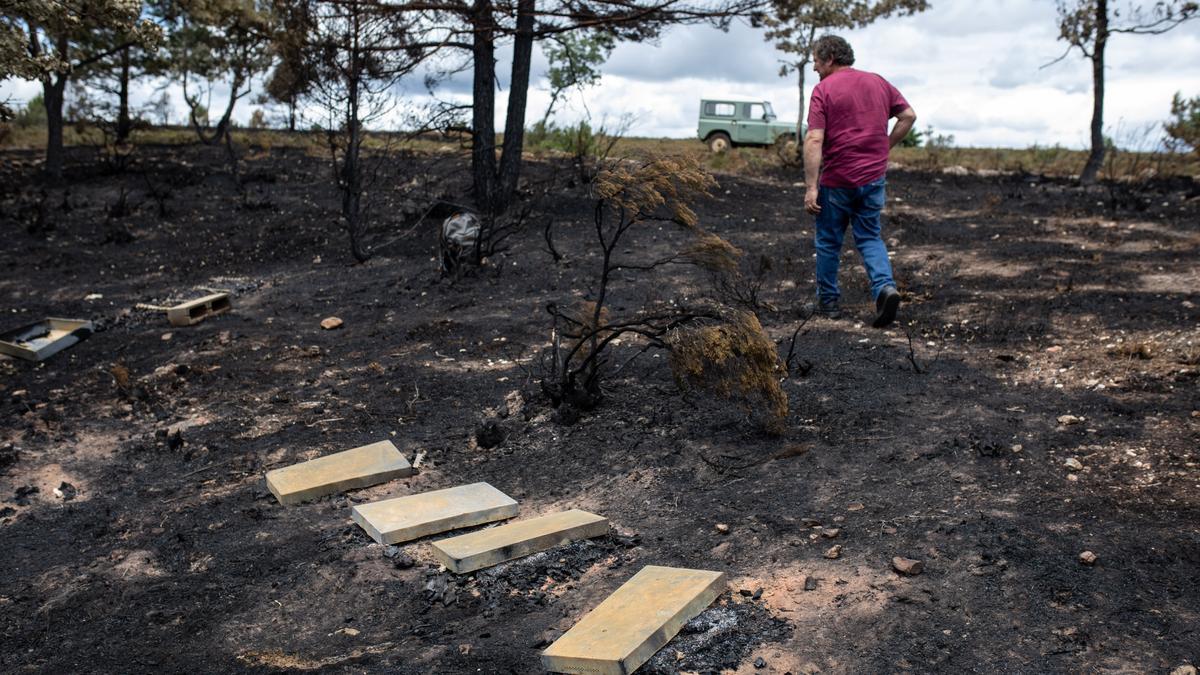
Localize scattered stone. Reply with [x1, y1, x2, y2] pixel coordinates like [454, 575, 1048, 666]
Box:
[803, 576, 818, 591]
[14, 485, 38, 506]
[52, 481, 77, 501]
[847, 502, 864, 511]
[265, 440, 413, 506]
[0, 506, 15, 518]
[892, 557, 924, 576]
[161, 332, 173, 341]
[0, 442, 17, 469]
[715, 523, 730, 534]
[754, 656, 767, 669]
[1057, 414, 1083, 426]
[824, 545, 842, 560]
[1079, 551, 1097, 566]
[541, 565, 726, 675]
[820, 528, 840, 539]
[504, 390, 525, 418]
[320, 316, 343, 330]
[1064, 458, 1084, 471]
[333, 627, 359, 637]
[1170, 665, 1196, 675]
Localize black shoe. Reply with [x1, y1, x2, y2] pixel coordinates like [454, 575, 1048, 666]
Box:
[805, 299, 841, 320]
[872, 287, 900, 328]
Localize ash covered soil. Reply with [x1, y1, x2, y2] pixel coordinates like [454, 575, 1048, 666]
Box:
[0, 144, 1198, 674]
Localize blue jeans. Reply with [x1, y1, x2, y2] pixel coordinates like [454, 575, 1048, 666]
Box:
[813, 177, 895, 303]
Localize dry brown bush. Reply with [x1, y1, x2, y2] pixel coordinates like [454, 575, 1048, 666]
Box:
[667, 310, 788, 435]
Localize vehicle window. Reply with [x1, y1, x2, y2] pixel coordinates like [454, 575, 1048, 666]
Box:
[747, 103, 765, 119]
[707, 102, 735, 117]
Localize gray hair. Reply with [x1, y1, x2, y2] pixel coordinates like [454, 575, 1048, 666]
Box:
[813, 35, 855, 66]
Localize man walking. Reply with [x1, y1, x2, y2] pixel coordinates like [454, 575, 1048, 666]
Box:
[803, 34, 916, 328]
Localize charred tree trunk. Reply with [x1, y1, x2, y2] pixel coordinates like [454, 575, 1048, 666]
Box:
[1080, 0, 1107, 185]
[116, 46, 133, 143]
[796, 65, 806, 140]
[43, 74, 67, 182]
[471, 0, 498, 213]
[343, 3, 368, 263]
[495, 0, 536, 212]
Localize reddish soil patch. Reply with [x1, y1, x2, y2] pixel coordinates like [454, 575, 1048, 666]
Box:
[1, 144, 1198, 673]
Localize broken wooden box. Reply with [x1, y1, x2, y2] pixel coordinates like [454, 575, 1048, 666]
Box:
[0, 318, 93, 362]
[167, 293, 230, 327]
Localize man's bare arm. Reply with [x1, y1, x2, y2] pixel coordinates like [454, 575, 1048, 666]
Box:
[888, 107, 917, 149]
[803, 129, 824, 214]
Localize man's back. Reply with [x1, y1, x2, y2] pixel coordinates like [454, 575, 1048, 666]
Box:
[808, 68, 909, 188]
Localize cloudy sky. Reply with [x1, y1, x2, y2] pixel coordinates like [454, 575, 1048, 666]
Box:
[4, 0, 1199, 148]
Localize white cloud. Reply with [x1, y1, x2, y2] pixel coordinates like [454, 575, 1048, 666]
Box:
[3, 0, 1199, 149]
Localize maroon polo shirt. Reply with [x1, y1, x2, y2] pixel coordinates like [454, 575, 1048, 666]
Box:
[807, 67, 910, 188]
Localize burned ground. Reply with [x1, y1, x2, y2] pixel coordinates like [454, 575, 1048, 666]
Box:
[0, 144, 1198, 674]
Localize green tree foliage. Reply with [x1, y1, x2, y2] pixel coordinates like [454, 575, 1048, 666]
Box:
[762, 0, 928, 139]
[899, 125, 923, 148]
[149, 0, 275, 145]
[1054, 0, 1198, 183]
[261, 0, 318, 131]
[12, 94, 48, 128]
[539, 30, 615, 127]
[1, 0, 160, 178]
[1164, 91, 1200, 154]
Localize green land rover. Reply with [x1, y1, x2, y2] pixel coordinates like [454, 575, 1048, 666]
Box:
[697, 98, 796, 152]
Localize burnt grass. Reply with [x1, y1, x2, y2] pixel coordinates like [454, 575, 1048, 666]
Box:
[1, 142, 1198, 674]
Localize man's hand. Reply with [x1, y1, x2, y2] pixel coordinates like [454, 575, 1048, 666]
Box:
[888, 107, 917, 149]
[805, 185, 821, 215]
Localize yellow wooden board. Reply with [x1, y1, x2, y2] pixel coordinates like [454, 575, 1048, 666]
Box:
[432, 509, 608, 574]
[542, 565, 726, 674]
[265, 440, 413, 506]
[351, 482, 518, 545]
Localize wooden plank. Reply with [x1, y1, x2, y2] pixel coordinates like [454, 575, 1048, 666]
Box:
[265, 440, 413, 506]
[431, 509, 609, 574]
[542, 565, 726, 675]
[350, 482, 518, 545]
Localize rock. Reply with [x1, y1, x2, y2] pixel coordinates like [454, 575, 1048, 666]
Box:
[161, 332, 173, 341]
[820, 527, 840, 539]
[1057, 414, 1083, 425]
[823, 545, 842, 560]
[333, 627, 359, 636]
[1079, 550, 1097, 566]
[1170, 665, 1197, 675]
[892, 557, 924, 576]
[504, 390, 525, 418]
[803, 576, 818, 591]
[0, 442, 18, 469]
[715, 523, 730, 534]
[846, 502, 864, 511]
[52, 482, 77, 501]
[754, 656, 767, 669]
[1064, 458, 1083, 470]
[942, 165, 970, 176]
[320, 317, 343, 330]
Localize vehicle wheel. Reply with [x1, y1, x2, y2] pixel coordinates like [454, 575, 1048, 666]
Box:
[707, 132, 731, 153]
